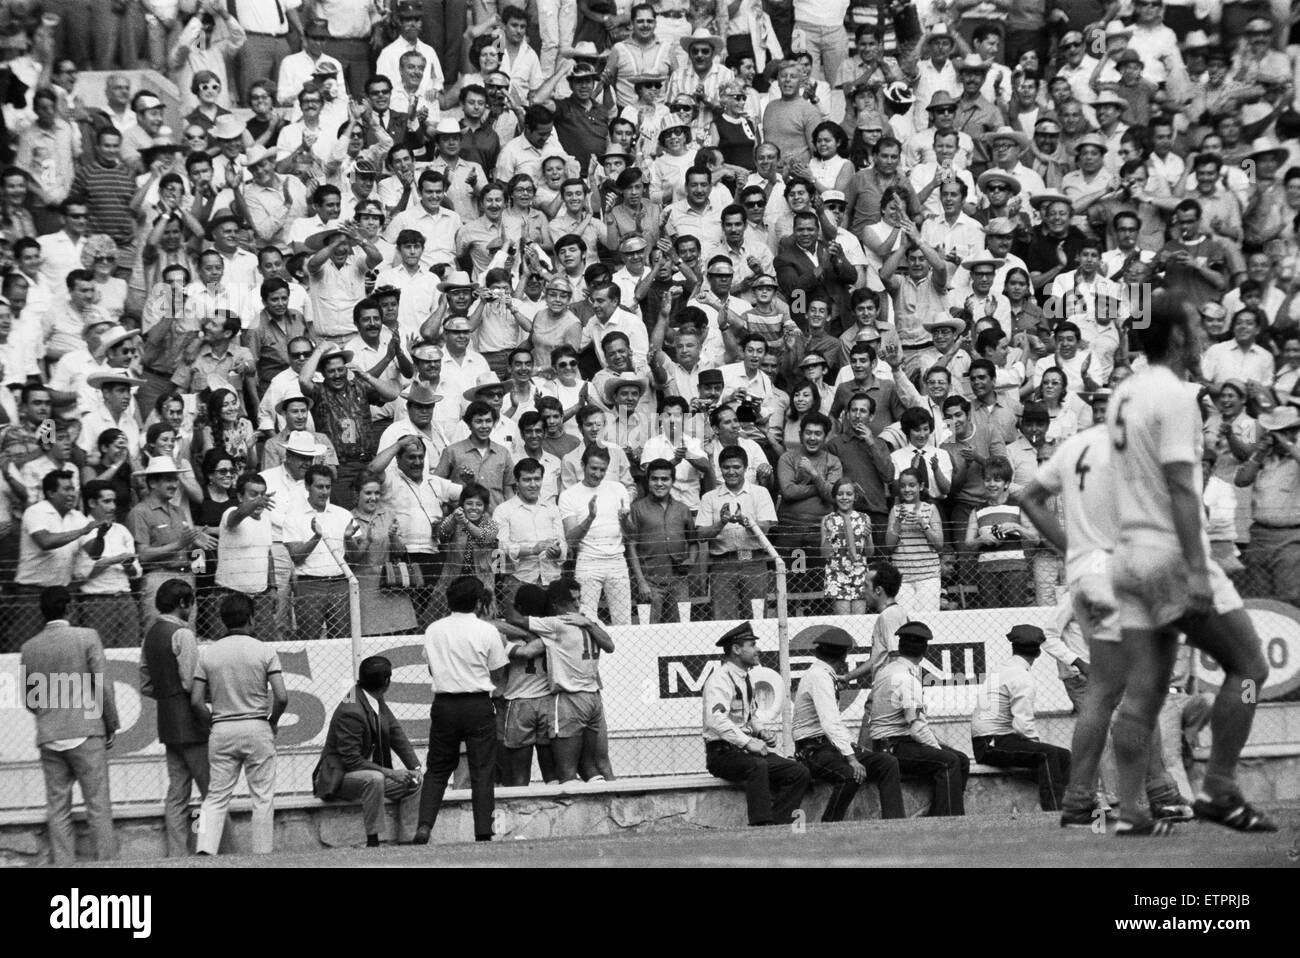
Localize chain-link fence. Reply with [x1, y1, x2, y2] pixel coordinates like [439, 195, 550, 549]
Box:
[0, 529, 1297, 815]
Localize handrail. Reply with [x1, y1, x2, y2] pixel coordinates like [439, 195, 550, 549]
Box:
[748, 524, 793, 754]
[318, 535, 363, 683]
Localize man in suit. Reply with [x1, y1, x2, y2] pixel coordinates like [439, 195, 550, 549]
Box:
[314, 656, 423, 847]
[21, 585, 119, 864]
[774, 210, 858, 325]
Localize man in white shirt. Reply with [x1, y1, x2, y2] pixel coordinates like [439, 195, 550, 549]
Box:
[275, 19, 342, 107]
[258, 431, 315, 634]
[437, 313, 493, 419]
[384, 170, 461, 270]
[215, 472, 276, 632]
[377, 1, 445, 93]
[285, 464, 354, 641]
[494, 105, 573, 185]
[580, 283, 650, 369]
[499, 4, 544, 102]
[559, 444, 634, 625]
[14, 470, 96, 644]
[695, 443, 777, 620]
[72, 480, 139, 648]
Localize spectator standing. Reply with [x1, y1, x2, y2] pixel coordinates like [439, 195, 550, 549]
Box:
[560, 444, 635, 625]
[696, 444, 777, 620]
[884, 468, 945, 612]
[774, 411, 842, 576]
[191, 593, 288, 856]
[215, 472, 276, 633]
[128, 456, 211, 632]
[628, 458, 698, 623]
[1235, 408, 1300, 609]
[139, 578, 209, 858]
[821, 477, 873, 615]
[345, 470, 419, 635]
[71, 480, 140, 647]
[11, 470, 97, 648]
[284, 464, 353, 641]
[21, 585, 119, 864]
[494, 456, 566, 613]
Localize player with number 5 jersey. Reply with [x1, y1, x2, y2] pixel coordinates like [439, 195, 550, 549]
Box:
[1098, 299, 1273, 836]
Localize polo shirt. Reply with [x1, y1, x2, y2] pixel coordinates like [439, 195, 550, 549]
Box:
[695, 482, 777, 557]
[434, 438, 514, 508]
[629, 495, 694, 577]
[194, 635, 282, 723]
[16, 501, 87, 587]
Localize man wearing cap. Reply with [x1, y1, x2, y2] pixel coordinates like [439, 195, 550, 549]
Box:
[277, 20, 344, 108]
[792, 625, 904, 822]
[949, 54, 1002, 149]
[702, 622, 811, 826]
[128, 455, 212, 632]
[119, 90, 168, 171]
[970, 624, 1072, 811]
[378, 2, 445, 93]
[372, 382, 450, 473]
[869, 620, 968, 816]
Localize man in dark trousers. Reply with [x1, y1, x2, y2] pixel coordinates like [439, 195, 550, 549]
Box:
[414, 575, 509, 845]
[970, 625, 1072, 811]
[702, 622, 811, 826]
[139, 578, 209, 857]
[21, 585, 119, 864]
[792, 625, 905, 822]
[869, 620, 970, 816]
[314, 656, 423, 847]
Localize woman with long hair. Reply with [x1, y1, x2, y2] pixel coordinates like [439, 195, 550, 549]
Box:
[195, 388, 257, 478]
[1004, 266, 1043, 335]
[191, 449, 236, 637]
[344, 470, 419, 635]
[804, 120, 854, 197]
[769, 378, 822, 454]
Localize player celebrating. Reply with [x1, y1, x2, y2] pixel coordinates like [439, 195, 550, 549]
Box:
[1102, 298, 1273, 835]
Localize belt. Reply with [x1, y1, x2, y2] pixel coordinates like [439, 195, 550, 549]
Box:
[660, 10, 686, 17]
[705, 739, 741, 752]
[244, 31, 289, 38]
[148, 564, 191, 574]
[901, 341, 933, 351]
[435, 691, 491, 698]
[794, 735, 829, 750]
[298, 574, 346, 581]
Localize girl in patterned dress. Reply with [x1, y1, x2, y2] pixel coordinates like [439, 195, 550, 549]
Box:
[822, 477, 874, 613]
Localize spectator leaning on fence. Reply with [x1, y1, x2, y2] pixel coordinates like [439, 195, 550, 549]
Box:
[284, 463, 353, 642]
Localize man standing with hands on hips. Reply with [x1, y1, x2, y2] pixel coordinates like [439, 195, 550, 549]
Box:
[703, 622, 811, 827]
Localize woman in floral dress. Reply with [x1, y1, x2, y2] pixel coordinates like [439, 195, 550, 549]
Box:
[821, 478, 873, 614]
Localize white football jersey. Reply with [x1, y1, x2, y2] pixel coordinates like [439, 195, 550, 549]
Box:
[1032, 425, 1118, 582]
[1104, 365, 1208, 554]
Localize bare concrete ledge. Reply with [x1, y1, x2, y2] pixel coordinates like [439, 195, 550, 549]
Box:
[3, 756, 1298, 865]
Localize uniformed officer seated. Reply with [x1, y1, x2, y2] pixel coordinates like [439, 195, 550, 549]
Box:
[868, 620, 970, 817]
[792, 625, 905, 823]
[971, 625, 1072, 812]
[703, 622, 811, 826]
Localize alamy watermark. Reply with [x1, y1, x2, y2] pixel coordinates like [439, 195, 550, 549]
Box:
[0, 668, 105, 719]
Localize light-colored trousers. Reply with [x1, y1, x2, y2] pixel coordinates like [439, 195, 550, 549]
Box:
[41, 736, 117, 864]
[536, 0, 578, 75]
[334, 770, 420, 837]
[196, 719, 276, 855]
[576, 556, 632, 625]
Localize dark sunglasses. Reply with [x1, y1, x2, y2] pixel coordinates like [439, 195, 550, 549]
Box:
[556, 360, 578, 368]
[289, 350, 312, 359]
[932, 106, 956, 115]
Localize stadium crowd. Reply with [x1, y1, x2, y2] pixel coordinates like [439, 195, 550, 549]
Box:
[9, 0, 1299, 859]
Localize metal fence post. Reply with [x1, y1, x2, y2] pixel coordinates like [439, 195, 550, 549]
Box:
[751, 526, 794, 753]
[320, 536, 364, 682]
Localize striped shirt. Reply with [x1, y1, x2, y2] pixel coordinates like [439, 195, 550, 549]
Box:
[69, 158, 137, 247]
[888, 500, 941, 583]
[972, 500, 1027, 570]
